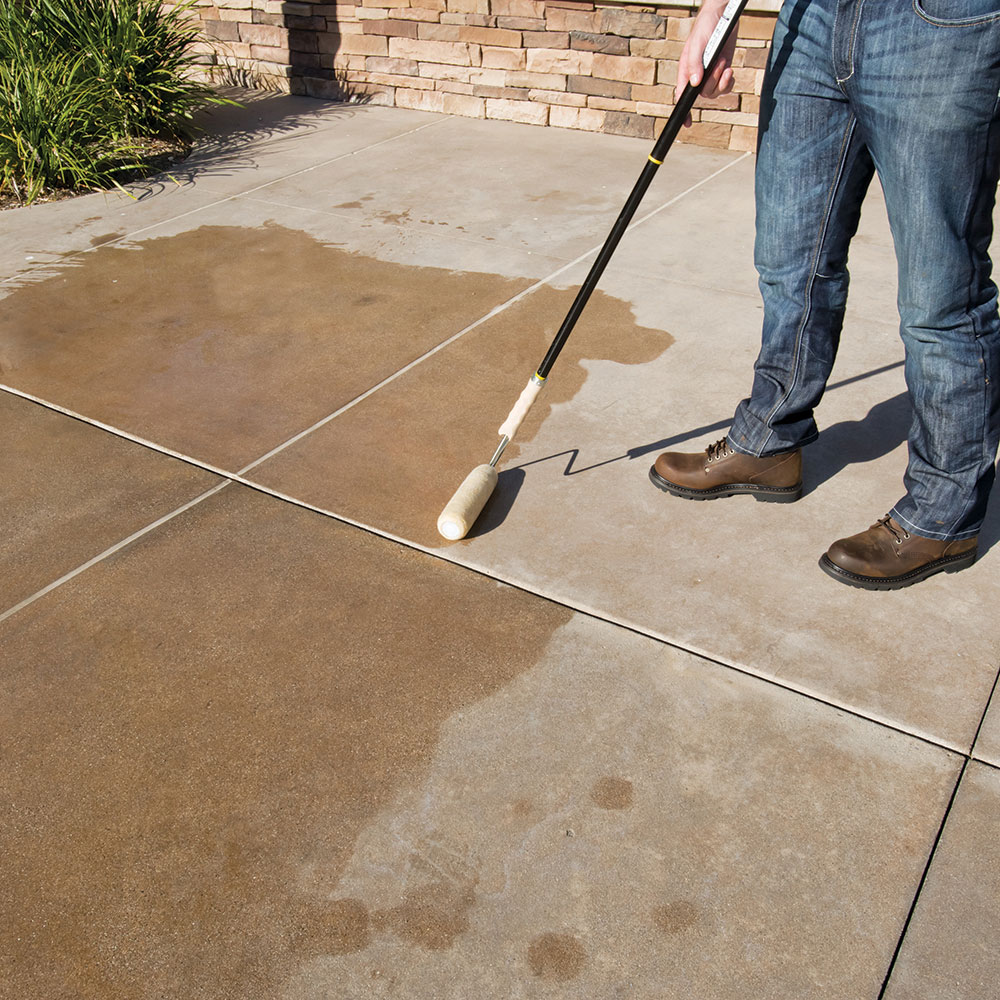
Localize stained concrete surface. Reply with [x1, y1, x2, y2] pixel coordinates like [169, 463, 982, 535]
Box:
[253, 260, 999, 750]
[3, 94, 999, 998]
[0, 224, 531, 468]
[0, 391, 219, 611]
[0, 485, 961, 999]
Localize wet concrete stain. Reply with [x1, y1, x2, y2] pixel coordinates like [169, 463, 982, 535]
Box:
[511, 797, 535, 819]
[0, 224, 533, 468]
[252, 269, 675, 547]
[375, 208, 412, 226]
[527, 932, 587, 981]
[88, 232, 125, 247]
[590, 776, 634, 810]
[333, 193, 374, 210]
[653, 901, 700, 935]
[0, 486, 575, 999]
[0, 391, 218, 611]
[371, 879, 477, 950]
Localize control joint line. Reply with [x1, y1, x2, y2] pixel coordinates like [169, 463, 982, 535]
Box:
[0, 382, 979, 767]
[0, 480, 230, 626]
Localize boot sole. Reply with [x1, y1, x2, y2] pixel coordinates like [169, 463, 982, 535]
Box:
[818, 550, 977, 591]
[648, 466, 802, 503]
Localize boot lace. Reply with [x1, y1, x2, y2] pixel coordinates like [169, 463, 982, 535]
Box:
[878, 515, 910, 545]
[705, 439, 733, 463]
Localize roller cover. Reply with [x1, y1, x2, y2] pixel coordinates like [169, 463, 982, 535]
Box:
[498, 377, 544, 440]
[437, 464, 498, 540]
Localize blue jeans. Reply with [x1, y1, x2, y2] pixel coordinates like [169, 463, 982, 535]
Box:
[728, 0, 1000, 539]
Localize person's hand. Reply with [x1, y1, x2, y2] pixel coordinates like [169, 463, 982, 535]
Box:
[676, 0, 740, 126]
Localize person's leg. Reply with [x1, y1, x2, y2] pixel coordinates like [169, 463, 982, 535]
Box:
[650, 0, 875, 501]
[846, 0, 1000, 542]
[727, 0, 876, 458]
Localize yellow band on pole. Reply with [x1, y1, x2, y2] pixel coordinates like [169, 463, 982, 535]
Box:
[648, 154, 663, 165]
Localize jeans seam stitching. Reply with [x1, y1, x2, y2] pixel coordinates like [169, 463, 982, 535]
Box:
[835, 0, 867, 86]
[890, 508, 978, 541]
[912, 0, 1000, 26]
[758, 115, 859, 456]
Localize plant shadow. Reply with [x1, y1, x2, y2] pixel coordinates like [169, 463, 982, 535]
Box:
[125, 86, 367, 200]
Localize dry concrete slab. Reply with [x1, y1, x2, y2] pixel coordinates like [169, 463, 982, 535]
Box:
[883, 761, 1000, 1000]
[0, 483, 961, 1000]
[179, 104, 449, 199]
[608, 151, 902, 329]
[0, 392, 219, 614]
[247, 113, 744, 263]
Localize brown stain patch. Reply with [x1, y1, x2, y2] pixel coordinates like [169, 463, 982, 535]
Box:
[372, 879, 477, 951]
[88, 232, 125, 247]
[527, 932, 587, 981]
[653, 901, 700, 935]
[253, 275, 674, 546]
[590, 776, 634, 810]
[511, 797, 534, 819]
[0, 487, 574, 999]
[0, 224, 532, 468]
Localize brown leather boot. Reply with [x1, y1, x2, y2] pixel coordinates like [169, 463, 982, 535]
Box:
[649, 438, 802, 502]
[820, 516, 978, 590]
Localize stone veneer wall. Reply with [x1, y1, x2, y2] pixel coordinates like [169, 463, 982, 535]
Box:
[188, 0, 776, 151]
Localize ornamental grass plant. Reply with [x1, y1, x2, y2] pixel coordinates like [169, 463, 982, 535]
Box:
[0, 0, 228, 205]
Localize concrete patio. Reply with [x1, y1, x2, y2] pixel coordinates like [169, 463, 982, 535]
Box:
[2, 90, 998, 999]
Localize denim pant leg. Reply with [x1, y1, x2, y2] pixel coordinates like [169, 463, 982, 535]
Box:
[853, 0, 1000, 539]
[728, 0, 875, 459]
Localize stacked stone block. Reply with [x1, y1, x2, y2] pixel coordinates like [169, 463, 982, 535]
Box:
[189, 0, 775, 151]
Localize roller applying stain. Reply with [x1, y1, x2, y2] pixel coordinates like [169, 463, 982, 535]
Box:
[437, 0, 748, 542]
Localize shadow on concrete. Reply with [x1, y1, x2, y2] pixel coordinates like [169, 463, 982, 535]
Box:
[467, 469, 526, 540]
[978, 476, 1000, 555]
[802, 391, 910, 497]
[509, 360, 908, 480]
[126, 88, 365, 200]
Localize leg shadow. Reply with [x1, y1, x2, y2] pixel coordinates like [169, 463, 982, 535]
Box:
[803, 392, 911, 496]
[975, 465, 1000, 556]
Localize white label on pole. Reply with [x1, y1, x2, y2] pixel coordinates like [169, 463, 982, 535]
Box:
[703, 0, 744, 69]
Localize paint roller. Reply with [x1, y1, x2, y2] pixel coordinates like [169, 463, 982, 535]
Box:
[437, 0, 749, 541]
